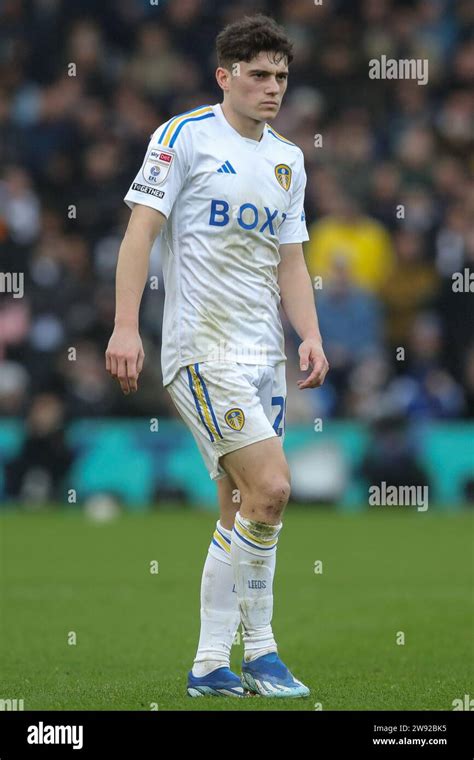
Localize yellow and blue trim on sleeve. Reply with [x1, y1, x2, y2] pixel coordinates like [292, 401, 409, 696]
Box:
[267, 125, 296, 146]
[157, 106, 215, 148]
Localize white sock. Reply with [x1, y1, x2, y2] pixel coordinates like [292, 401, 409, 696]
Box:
[231, 511, 282, 663]
[192, 520, 241, 677]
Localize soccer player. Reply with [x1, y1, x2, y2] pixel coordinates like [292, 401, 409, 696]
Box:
[106, 14, 329, 698]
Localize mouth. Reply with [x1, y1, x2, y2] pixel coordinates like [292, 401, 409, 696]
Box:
[261, 102, 278, 107]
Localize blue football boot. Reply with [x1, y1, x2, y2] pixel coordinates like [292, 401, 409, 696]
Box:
[241, 652, 310, 697]
[187, 666, 246, 697]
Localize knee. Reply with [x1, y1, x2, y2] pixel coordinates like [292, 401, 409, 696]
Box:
[246, 475, 291, 521]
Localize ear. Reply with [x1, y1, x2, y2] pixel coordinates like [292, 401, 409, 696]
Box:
[215, 67, 229, 92]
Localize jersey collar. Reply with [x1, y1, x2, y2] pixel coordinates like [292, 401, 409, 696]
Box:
[213, 103, 268, 150]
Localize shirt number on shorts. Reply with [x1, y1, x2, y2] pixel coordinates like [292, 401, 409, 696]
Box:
[272, 396, 285, 437]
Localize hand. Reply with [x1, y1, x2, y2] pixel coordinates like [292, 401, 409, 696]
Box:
[105, 325, 145, 394]
[297, 339, 329, 389]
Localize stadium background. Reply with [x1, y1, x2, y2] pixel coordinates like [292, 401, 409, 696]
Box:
[0, 0, 473, 711]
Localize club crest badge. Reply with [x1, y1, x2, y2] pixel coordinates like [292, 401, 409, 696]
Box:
[274, 164, 292, 191]
[225, 407, 245, 431]
[142, 147, 174, 185]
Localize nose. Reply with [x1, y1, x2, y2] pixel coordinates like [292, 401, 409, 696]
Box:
[265, 77, 280, 93]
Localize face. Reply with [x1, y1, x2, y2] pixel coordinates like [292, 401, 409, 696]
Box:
[219, 50, 289, 121]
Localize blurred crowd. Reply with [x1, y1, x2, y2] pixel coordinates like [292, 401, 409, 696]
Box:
[0, 0, 473, 428]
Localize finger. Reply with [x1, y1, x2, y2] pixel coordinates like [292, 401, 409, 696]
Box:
[108, 355, 118, 377]
[299, 350, 310, 371]
[297, 377, 319, 389]
[299, 358, 322, 384]
[127, 357, 138, 393]
[320, 362, 330, 383]
[105, 351, 111, 372]
[313, 363, 328, 386]
[297, 361, 328, 389]
[306, 364, 321, 384]
[298, 376, 322, 389]
[137, 350, 145, 374]
[117, 357, 131, 394]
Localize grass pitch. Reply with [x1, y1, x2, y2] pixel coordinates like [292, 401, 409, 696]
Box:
[0, 507, 472, 710]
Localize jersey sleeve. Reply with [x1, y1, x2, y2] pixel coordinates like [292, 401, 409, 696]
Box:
[123, 122, 191, 219]
[278, 153, 310, 245]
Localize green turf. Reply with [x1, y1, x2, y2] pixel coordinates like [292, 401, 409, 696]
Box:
[0, 507, 472, 710]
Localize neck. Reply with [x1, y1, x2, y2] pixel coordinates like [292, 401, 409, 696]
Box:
[220, 100, 265, 141]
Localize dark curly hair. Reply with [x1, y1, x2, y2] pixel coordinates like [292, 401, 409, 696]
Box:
[216, 14, 294, 69]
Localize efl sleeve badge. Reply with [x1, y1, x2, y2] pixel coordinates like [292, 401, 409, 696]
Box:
[142, 148, 175, 186]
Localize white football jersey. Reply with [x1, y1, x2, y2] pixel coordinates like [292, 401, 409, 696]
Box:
[124, 103, 310, 386]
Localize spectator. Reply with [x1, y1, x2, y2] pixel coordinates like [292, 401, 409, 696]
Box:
[304, 193, 395, 294]
[4, 393, 73, 503]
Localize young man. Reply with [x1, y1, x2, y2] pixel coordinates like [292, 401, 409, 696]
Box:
[106, 14, 329, 698]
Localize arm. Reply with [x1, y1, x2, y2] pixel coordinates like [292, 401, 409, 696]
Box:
[105, 204, 166, 394]
[278, 242, 329, 389]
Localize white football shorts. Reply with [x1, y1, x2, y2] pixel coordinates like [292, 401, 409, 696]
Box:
[166, 360, 287, 480]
